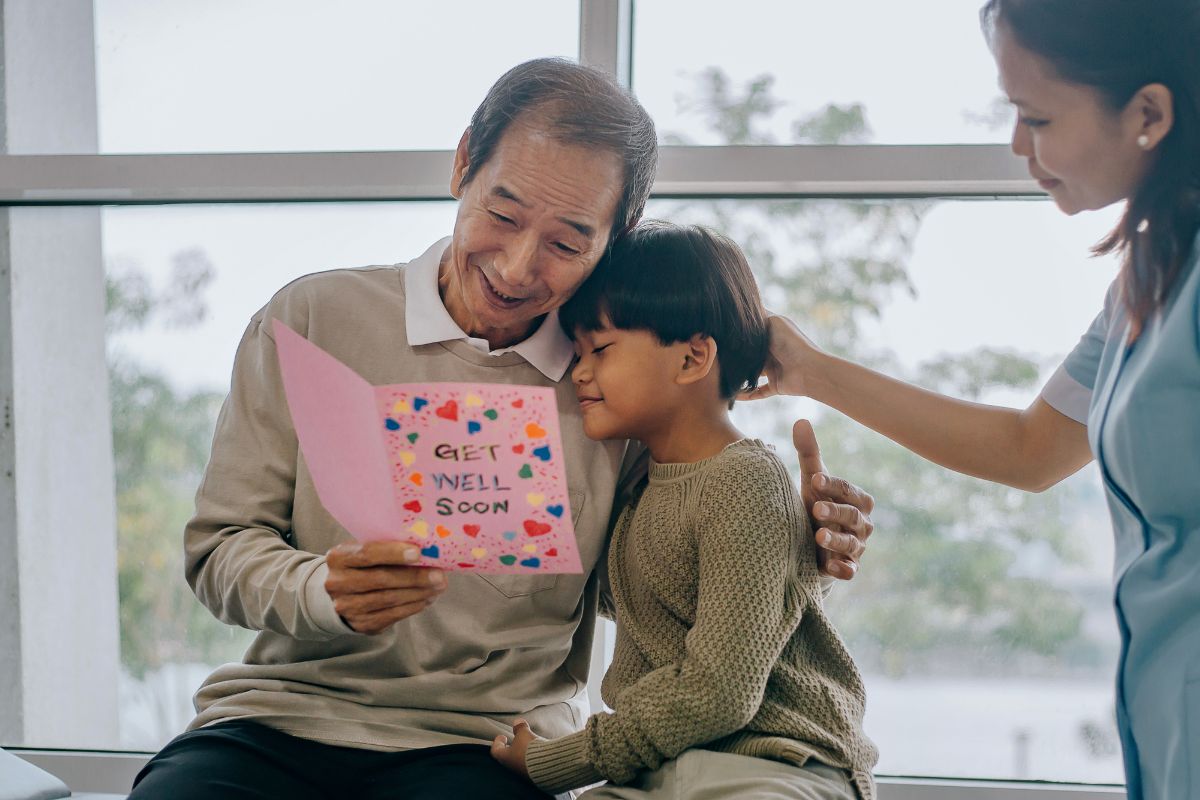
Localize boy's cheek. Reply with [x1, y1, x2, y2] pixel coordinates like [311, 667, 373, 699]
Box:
[581, 408, 624, 442]
[580, 414, 607, 441]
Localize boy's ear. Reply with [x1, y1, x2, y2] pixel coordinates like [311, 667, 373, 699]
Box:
[675, 334, 718, 387]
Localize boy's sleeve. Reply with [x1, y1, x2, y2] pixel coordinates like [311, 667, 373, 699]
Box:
[524, 450, 816, 793]
[596, 443, 650, 620]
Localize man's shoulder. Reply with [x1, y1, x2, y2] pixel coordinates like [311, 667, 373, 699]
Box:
[267, 263, 405, 309]
[251, 263, 407, 330]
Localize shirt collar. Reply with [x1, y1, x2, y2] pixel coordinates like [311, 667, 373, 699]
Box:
[403, 237, 576, 382]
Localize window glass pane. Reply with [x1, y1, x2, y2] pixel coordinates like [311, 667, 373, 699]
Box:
[94, 0, 579, 154]
[105, 202, 456, 749]
[643, 195, 1122, 783]
[24, 194, 1127, 788]
[634, 0, 1012, 145]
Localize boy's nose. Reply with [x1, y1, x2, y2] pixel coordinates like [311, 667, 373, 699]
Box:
[571, 356, 590, 385]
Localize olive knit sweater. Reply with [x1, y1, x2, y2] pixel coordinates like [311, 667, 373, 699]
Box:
[524, 439, 877, 799]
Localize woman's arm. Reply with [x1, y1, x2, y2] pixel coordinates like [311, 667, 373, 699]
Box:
[747, 316, 1092, 492]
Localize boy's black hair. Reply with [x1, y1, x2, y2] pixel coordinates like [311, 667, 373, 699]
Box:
[559, 221, 770, 402]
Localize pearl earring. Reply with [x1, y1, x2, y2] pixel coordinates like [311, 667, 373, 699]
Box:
[1137, 134, 1151, 149]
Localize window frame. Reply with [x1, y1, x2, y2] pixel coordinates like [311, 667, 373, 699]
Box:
[0, 1, 1125, 796]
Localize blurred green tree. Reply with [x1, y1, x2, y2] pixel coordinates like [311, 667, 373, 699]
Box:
[108, 249, 253, 680]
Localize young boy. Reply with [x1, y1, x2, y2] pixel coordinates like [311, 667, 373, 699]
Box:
[491, 222, 878, 799]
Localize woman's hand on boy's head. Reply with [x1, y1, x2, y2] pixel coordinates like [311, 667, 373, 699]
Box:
[739, 314, 822, 402]
[793, 419, 873, 580]
[491, 719, 536, 779]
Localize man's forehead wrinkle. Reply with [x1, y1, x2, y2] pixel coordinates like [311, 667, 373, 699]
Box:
[492, 185, 529, 207]
[490, 166, 609, 237]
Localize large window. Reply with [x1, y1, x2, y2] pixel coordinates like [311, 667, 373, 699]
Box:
[633, 0, 1010, 146]
[92, 0, 580, 154]
[1, 2, 1128, 796]
[104, 202, 457, 749]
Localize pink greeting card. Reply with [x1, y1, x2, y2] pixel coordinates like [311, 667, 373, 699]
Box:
[272, 319, 580, 574]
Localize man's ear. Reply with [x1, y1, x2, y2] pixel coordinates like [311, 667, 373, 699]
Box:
[450, 129, 471, 199]
[675, 334, 718, 386]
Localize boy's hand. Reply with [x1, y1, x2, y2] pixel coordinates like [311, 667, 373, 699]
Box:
[491, 719, 536, 779]
[793, 420, 873, 580]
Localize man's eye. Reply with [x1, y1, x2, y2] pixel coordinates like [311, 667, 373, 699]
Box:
[591, 343, 611, 355]
[490, 211, 514, 225]
[1020, 117, 1049, 129]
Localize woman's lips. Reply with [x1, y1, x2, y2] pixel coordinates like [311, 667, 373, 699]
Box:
[578, 397, 603, 411]
[1036, 178, 1061, 190]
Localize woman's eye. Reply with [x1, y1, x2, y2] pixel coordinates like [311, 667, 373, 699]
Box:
[555, 242, 580, 255]
[1020, 117, 1049, 129]
[591, 343, 611, 355]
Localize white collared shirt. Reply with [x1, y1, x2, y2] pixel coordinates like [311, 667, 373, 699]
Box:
[403, 237, 576, 383]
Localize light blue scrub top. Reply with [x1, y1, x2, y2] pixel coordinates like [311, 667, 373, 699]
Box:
[1041, 232, 1200, 800]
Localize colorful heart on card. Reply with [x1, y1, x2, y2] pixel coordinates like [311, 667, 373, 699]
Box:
[380, 385, 576, 571]
[271, 319, 580, 574]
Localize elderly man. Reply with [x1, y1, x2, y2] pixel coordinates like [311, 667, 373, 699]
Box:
[128, 59, 873, 800]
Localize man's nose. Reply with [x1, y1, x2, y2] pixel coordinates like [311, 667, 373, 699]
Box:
[495, 233, 539, 287]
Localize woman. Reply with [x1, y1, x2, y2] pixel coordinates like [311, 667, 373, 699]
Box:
[746, 1, 1200, 798]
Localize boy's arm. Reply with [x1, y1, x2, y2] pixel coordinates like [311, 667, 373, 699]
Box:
[524, 450, 814, 793]
[597, 443, 650, 619]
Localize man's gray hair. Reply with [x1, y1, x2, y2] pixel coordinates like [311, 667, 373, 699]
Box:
[461, 58, 658, 249]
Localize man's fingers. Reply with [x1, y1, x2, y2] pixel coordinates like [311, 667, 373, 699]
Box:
[334, 586, 444, 618]
[325, 565, 445, 594]
[821, 557, 859, 581]
[813, 474, 876, 516]
[349, 599, 435, 634]
[792, 419, 827, 481]
[813, 501, 874, 541]
[817, 527, 867, 561]
[328, 541, 422, 569]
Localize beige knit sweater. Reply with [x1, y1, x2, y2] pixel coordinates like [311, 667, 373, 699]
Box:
[525, 439, 878, 799]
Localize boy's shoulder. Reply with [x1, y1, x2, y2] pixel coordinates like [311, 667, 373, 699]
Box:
[705, 438, 791, 480]
[697, 439, 801, 507]
[691, 439, 810, 556]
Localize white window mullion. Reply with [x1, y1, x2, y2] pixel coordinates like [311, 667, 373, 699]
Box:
[579, 0, 632, 87]
[0, 144, 1038, 205]
[0, 0, 119, 749]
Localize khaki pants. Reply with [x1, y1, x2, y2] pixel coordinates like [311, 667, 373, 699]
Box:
[579, 750, 858, 800]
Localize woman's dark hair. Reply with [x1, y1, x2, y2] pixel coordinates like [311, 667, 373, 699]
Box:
[559, 221, 770, 404]
[981, 0, 1200, 337]
[461, 58, 658, 251]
